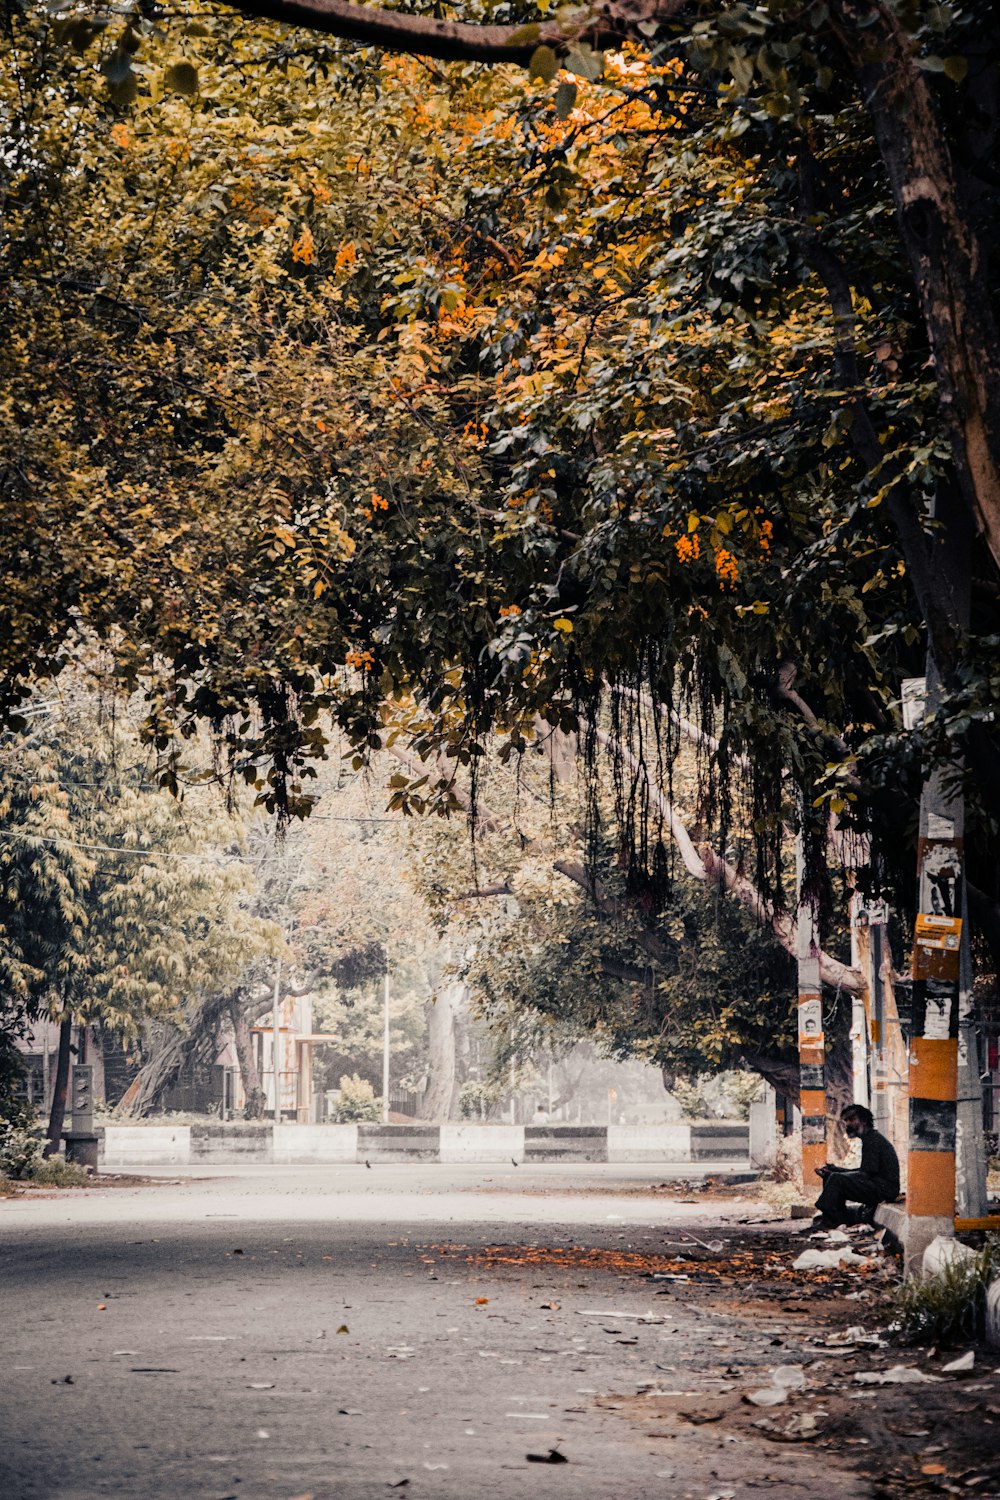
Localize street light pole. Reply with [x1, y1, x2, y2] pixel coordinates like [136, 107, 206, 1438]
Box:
[382, 972, 390, 1124]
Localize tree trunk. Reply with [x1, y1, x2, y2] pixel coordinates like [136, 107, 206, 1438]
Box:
[834, 0, 1000, 576]
[117, 998, 224, 1118]
[43, 1017, 72, 1158]
[742, 1040, 853, 1157]
[422, 980, 464, 1121]
[228, 997, 266, 1120]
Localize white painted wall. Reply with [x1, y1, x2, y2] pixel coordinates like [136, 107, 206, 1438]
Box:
[439, 1125, 524, 1163]
[101, 1126, 192, 1165]
[272, 1124, 358, 1162]
[607, 1124, 690, 1162]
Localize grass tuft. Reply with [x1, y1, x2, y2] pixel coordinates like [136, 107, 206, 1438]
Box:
[891, 1236, 1000, 1346]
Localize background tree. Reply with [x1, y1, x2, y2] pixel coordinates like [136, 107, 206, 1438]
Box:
[0, 671, 280, 1144]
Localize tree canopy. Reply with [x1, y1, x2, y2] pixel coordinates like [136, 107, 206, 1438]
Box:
[1, 0, 998, 1011]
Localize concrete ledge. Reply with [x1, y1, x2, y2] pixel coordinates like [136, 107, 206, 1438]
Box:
[98, 1120, 754, 1167]
[875, 1201, 953, 1275]
[273, 1124, 357, 1162]
[101, 1125, 191, 1166]
[524, 1126, 607, 1162]
[690, 1123, 750, 1161]
[874, 1201, 906, 1247]
[191, 1123, 272, 1163]
[358, 1124, 441, 1162]
[607, 1124, 690, 1162]
[440, 1125, 522, 1163]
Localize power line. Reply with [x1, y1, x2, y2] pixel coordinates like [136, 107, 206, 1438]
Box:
[0, 810, 403, 859]
[0, 828, 228, 861]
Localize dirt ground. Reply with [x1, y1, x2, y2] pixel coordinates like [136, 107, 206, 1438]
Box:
[436, 1221, 1000, 1497]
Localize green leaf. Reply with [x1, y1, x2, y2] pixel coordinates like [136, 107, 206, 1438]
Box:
[164, 61, 199, 95]
[565, 45, 603, 82]
[509, 23, 542, 46]
[528, 45, 559, 84]
[554, 80, 577, 119]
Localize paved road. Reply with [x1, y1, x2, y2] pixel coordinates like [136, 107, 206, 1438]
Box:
[1, 1165, 867, 1500]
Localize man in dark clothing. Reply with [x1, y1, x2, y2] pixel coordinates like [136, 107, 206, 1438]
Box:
[813, 1104, 900, 1228]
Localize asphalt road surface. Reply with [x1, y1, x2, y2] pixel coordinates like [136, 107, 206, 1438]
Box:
[1, 1164, 870, 1500]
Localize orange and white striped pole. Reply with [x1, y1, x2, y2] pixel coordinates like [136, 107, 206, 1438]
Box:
[796, 832, 826, 1189]
[907, 758, 962, 1268]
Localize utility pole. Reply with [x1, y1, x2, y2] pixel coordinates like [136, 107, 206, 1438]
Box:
[796, 827, 827, 1190]
[382, 972, 390, 1125]
[903, 488, 988, 1263]
[271, 954, 282, 1121]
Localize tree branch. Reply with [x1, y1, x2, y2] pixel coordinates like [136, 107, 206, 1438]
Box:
[221, 0, 684, 64]
[596, 727, 864, 992]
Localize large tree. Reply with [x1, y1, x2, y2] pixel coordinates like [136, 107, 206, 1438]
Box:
[1, 0, 997, 1105]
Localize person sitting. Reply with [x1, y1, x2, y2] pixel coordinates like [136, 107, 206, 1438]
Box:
[813, 1104, 900, 1229]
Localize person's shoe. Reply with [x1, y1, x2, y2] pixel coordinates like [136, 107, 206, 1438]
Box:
[811, 1214, 840, 1230]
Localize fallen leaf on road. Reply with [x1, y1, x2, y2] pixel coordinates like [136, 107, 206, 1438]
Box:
[248, 1382, 274, 1390]
[97, 1303, 106, 1310]
[474, 1297, 489, 1305]
[921, 1464, 947, 1476]
[232, 1249, 244, 1256]
[51, 1376, 74, 1385]
[386, 1479, 409, 1488]
[337, 1325, 349, 1335]
[338, 1409, 363, 1416]
[540, 1302, 560, 1311]
[942, 1351, 974, 1373]
[527, 1449, 568, 1464]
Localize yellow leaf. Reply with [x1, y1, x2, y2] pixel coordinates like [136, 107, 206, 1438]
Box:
[553, 617, 574, 634]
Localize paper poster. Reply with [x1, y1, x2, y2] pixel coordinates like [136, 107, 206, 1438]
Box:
[917, 838, 962, 919]
[798, 997, 822, 1046]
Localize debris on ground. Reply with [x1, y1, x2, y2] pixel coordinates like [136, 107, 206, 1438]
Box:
[923, 1234, 978, 1277]
[793, 1247, 872, 1271]
[426, 1222, 999, 1494]
[854, 1365, 943, 1385]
